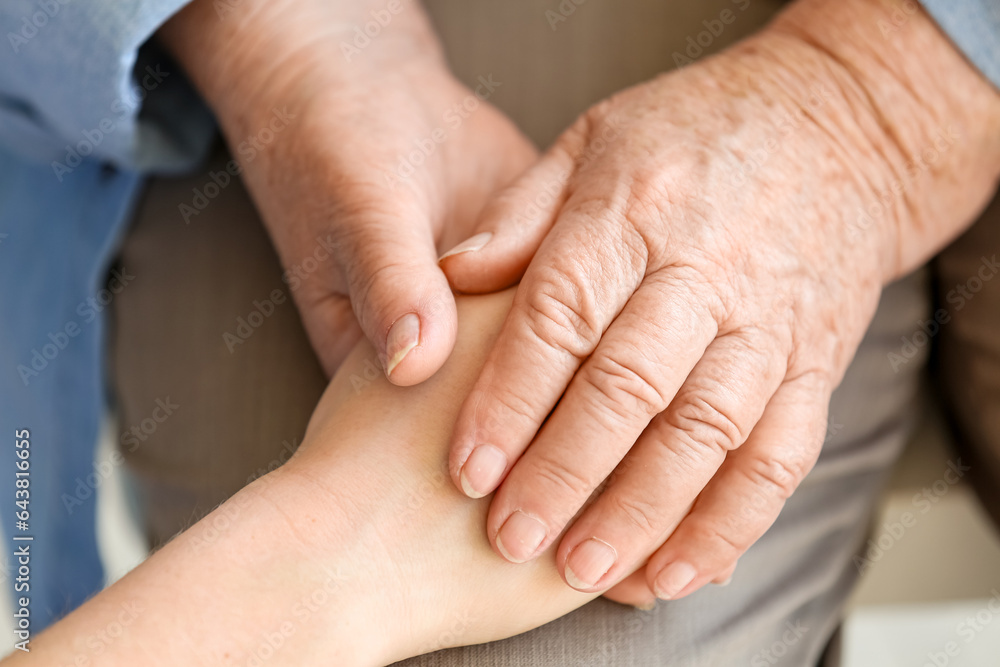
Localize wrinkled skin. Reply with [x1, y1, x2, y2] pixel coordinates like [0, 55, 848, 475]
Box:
[163, 0, 537, 380]
[440, 1, 1000, 604]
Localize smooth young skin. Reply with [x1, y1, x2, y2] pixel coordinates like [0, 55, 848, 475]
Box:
[160, 0, 537, 381]
[441, 0, 1000, 602]
[3, 291, 604, 667]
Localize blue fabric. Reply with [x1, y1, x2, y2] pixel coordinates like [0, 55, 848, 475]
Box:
[0, 151, 142, 629]
[2, 0, 212, 170]
[0, 0, 208, 631]
[921, 0, 1000, 90]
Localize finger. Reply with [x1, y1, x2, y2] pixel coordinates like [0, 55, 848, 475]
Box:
[439, 120, 586, 293]
[297, 291, 364, 377]
[484, 276, 719, 564]
[712, 563, 736, 586]
[602, 569, 657, 609]
[549, 331, 785, 590]
[334, 201, 457, 387]
[448, 193, 656, 501]
[645, 374, 829, 601]
[602, 542, 734, 608]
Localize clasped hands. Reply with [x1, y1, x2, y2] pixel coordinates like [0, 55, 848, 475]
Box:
[163, 0, 1000, 611]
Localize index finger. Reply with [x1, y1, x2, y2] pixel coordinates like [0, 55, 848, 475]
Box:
[448, 197, 648, 498]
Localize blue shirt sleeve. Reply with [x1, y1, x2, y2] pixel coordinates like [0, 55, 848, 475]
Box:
[0, 0, 214, 173]
[920, 0, 1000, 90]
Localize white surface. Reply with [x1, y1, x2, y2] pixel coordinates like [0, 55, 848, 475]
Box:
[93, 415, 149, 585]
[845, 600, 1000, 667]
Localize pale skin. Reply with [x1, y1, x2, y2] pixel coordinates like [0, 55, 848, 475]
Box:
[162, 0, 1000, 606]
[4, 290, 606, 667]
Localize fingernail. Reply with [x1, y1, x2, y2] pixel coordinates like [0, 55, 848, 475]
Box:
[564, 538, 618, 590]
[439, 232, 493, 261]
[495, 511, 547, 563]
[634, 601, 657, 612]
[459, 445, 507, 498]
[653, 562, 697, 600]
[713, 574, 733, 587]
[385, 313, 420, 378]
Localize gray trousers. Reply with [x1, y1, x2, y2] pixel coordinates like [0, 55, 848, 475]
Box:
[110, 1, 1000, 664]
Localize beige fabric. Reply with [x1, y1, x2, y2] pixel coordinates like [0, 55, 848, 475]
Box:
[110, 146, 326, 545]
[424, 0, 787, 148]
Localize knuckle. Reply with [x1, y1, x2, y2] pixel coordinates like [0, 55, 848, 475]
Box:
[584, 354, 667, 421]
[522, 266, 603, 359]
[741, 455, 805, 501]
[480, 384, 538, 433]
[609, 494, 660, 537]
[530, 451, 595, 504]
[626, 168, 672, 218]
[690, 521, 745, 559]
[669, 394, 746, 454]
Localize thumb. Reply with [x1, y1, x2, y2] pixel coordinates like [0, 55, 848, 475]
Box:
[297, 291, 364, 378]
[337, 206, 457, 387]
[439, 147, 576, 293]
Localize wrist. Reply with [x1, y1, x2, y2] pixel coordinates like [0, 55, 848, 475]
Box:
[22, 477, 395, 667]
[243, 469, 408, 666]
[768, 0, 1000, 282]
[159, 0, 446, 140]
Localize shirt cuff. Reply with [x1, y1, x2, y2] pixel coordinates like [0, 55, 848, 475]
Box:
[0, 0, 214, 173]
[920, 0, 1000, 90]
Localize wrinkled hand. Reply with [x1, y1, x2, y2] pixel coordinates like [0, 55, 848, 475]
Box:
[162, 0, 536, 380]
[440, 0, 1000, 604]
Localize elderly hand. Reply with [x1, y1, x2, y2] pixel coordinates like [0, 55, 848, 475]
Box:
[441, 0, 1000, 604]
[161, 0, 535, 381]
